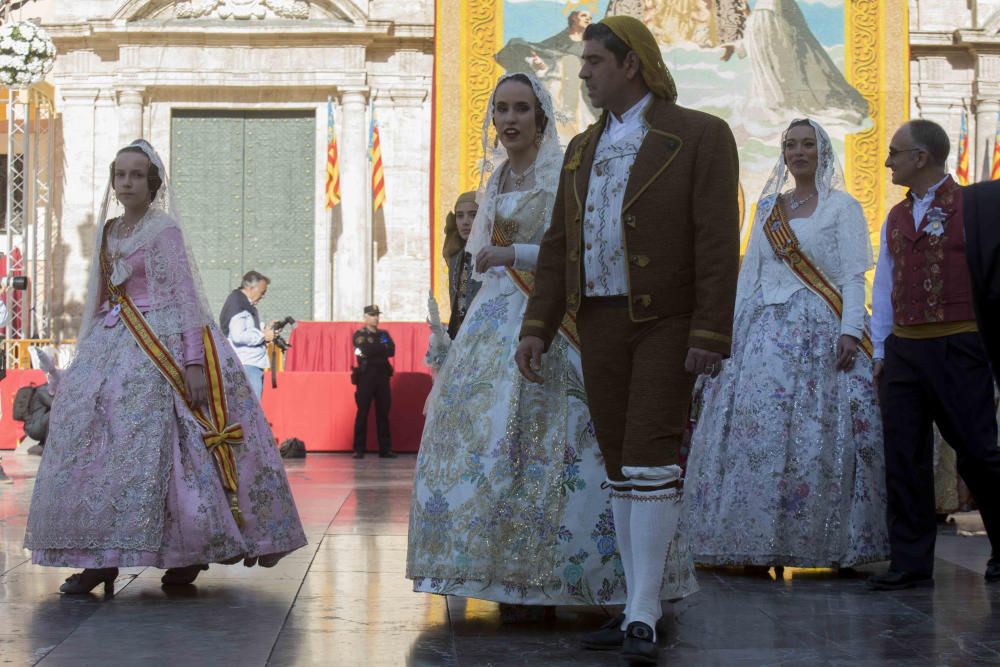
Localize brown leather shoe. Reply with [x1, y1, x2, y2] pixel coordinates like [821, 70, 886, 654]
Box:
[867, 569, 933, 591]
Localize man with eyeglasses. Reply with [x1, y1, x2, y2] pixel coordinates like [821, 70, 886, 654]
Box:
[868, 119, 1000, 591]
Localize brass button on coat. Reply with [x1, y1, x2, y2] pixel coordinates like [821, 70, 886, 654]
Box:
[633, 294, 652, 307]
[624, 213, 637, 229]
[631, 255, 650, 267]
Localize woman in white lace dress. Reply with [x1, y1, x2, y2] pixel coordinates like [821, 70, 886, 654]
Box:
[408, 73, 697, 614]
[682, 119, 889, 569]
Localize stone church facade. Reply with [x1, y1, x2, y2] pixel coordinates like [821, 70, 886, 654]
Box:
[12, 0, 1000, 335]
[23, 0, 433, 335]
[910, 0, 1000, 181]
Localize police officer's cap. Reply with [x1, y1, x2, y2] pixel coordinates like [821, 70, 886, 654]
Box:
[363, 305, 381, 316]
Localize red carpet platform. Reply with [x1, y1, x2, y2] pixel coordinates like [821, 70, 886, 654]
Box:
[0, 322, 433, 452]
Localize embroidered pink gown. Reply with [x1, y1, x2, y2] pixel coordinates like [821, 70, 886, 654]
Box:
[24, 216, 306, 568]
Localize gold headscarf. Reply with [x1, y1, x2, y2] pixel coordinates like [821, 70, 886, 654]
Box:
[442, 191, 478, 260]
[599, 16, 678, 103]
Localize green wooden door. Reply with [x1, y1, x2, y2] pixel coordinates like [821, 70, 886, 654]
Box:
[171, 110, 315, 324]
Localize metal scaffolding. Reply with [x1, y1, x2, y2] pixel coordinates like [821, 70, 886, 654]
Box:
[3, 85, 56, 365]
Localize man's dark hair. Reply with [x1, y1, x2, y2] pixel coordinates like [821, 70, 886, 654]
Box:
[241, 270, 270, 288]
[110, 146, 163, 202]
[583, 22, 631, 66]
[908, 119, 950, 167]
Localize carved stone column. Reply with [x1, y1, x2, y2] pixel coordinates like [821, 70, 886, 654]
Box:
[370, 88, 430, 320]
[974, 55, 1000, 181]
[116, 88, 145, 146]
[332, 88, 371, 320]
[55, 87, 99, 336]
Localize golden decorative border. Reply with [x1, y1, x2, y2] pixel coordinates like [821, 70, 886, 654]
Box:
[432, 0, 502, 312]
[846, 0, 909, 244]
[434, 0, 910, 307]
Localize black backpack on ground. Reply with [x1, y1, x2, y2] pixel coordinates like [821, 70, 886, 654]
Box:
[279, 438, 306, 459]
[12, 384, 37, 422]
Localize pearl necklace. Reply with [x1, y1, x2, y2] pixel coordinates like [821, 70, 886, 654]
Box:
[789, 191, 817, 210]
[506, 163, 535, 191]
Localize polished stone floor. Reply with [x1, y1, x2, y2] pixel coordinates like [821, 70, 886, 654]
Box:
[1, 453, 999, 666]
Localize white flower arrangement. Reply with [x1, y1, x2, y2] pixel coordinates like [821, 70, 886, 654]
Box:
[924, 206, 949, 237]
[0, 21, 55, 87]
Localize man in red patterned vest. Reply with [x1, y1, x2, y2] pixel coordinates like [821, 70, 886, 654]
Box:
[869, 119, 1000, 590]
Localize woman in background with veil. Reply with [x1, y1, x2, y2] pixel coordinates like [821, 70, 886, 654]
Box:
[407, 73, 697, 617]
[681, 119, 888, 571]
[24, 139, 306, 595]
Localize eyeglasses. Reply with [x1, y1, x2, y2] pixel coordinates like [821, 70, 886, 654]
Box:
[887, 147, 925, 159]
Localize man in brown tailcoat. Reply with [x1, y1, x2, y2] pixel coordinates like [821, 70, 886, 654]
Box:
[515, 16, 739, 665]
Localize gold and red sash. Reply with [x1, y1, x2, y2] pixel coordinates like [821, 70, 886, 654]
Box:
[507, 268, 580, 352]
[100, 231, 245, 527]
[761, 203, 874, 359]
[489, 220, 581, 350]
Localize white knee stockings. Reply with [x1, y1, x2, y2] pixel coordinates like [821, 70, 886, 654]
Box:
[612, 465, 683, 640]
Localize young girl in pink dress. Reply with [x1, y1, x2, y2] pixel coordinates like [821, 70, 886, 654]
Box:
[24, 139, 306, 595]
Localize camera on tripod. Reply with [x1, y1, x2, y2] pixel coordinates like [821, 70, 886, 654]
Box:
[0, 275, 27, 291]
[271, 316, 296, 352]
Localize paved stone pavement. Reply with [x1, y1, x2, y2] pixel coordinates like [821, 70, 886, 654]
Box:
[1, 453, 999, 666]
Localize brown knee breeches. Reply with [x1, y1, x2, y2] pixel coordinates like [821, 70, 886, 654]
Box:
[576, 297, 696, 482]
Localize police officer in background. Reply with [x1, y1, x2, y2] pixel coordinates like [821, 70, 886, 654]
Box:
[352, 305, 396, 459]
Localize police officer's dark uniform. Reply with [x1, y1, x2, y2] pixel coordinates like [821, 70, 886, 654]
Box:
[352, 305, 395, 458]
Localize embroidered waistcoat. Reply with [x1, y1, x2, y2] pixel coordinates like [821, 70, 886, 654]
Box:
[886, 177, 975, 326]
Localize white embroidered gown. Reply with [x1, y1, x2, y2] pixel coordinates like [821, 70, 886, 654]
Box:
[682, 190, 890, 568]
[407, 188, 698, 604]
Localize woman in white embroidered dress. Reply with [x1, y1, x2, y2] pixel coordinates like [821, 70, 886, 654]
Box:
[407, 73, 696, 615]
[24, 140, 306, 595]
[682, 119, 889, 570]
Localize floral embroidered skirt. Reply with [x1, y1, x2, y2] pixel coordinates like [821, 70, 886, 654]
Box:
[682, 288, 889, 568]
[407, 271, 698, 605]
[24, 322, 306, 569]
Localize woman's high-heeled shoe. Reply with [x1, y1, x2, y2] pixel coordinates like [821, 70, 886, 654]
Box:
[161, 564, 208, 586]
[59, 568, 118, 596]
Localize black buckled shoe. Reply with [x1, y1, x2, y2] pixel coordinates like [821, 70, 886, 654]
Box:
[352, 451, 364, 459]
[581, 613, 625, 650]
[378, 451, 398, 459]
[867, 569, 933, 591]
[621, 621, 658, 665]
[986, 558, 1000, 583]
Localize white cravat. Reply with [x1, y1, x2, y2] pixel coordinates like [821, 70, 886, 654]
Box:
[606, 92, 652, 143]
[910, 174, 950, 230]
[582, 94, 652, 297]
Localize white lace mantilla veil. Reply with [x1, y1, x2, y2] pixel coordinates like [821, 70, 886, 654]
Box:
[735, 118, 868, 320]
[78, 138, 214, 343]
[464, 72, 563, 277]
